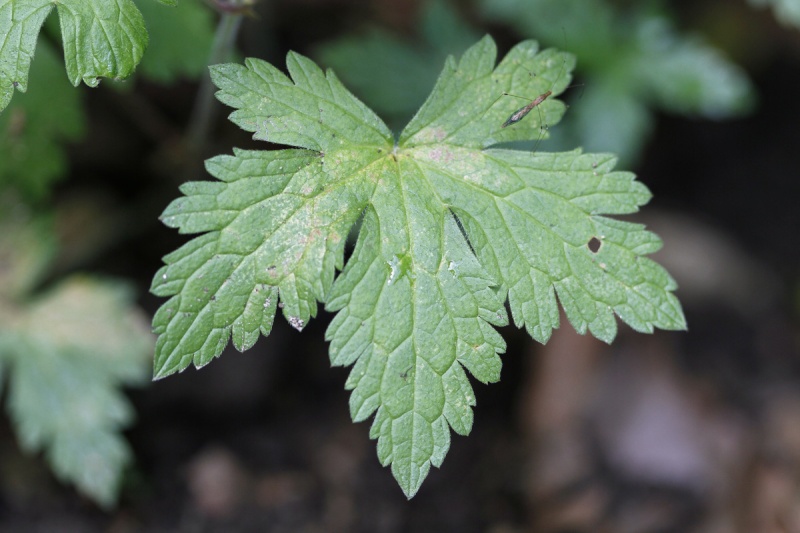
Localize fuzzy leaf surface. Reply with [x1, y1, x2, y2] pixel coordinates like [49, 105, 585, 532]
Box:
[152, 36, 686, 498]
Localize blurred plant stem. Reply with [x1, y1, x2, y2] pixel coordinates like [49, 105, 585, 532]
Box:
[185, 1, 246, 155]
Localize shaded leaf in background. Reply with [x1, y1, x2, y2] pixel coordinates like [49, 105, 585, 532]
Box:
[749, 0, 800, 28]
[0, 200, 55, 298]
[135, 0, 215, 83]
[314, 0, 480, 130]
[0, 0, 149, 112]
[152, 36, 686, 497]
[0, 208, 152, 507]
[0, 42, 85, 201]
[0, 276, 152, 508]
[479, 0, 755, 164]
[630, 16, 755, 118]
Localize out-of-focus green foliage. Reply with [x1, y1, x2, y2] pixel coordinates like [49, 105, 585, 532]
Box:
[0, 202, 56, 300]
[319, 0, 754, 163]
[1, 278, 152, 508]
[0, 0, 217, 502]
[315, 0, 480, 131]
[0, 206, 152, 508]
[749, 0, 800, 28]
[136, 0, 216, 83]
[0, 0, 217, 201]
[0, 43, 85, 202]
[479, 0, 755, 163]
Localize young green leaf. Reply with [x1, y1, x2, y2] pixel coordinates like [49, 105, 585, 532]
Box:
[0, 0, 149, 112]
[152, 36, 686, 498]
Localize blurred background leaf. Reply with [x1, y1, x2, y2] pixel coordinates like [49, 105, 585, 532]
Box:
[478, 0, 756, 164]
[135, 0, 216, 83]
[0, 43, 86, 202]
[0, 277, 152, 508]
[0, 200, 57, 299]
[0, 0, 217, 507]
[0, 207, 152, 507]
[749, 0, 800, 28]
[314, 0, 480, 132]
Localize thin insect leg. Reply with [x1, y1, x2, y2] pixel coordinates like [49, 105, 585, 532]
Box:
[527, 29, 583, 156]
[529, 115, 550, 155]
[530, 79, 585, 152]
[527, 50, 584, 155]
[493, 38, 581, 156]
[535, 60, 565, 148]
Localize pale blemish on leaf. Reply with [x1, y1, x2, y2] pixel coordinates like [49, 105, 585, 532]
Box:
[387, 255, 401, 285]
[412, 126, 448, 144]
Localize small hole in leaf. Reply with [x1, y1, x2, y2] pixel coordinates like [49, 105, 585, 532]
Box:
[588, 237, 601, 253]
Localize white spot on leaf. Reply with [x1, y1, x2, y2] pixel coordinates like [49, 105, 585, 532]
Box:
[288, 316, 305, 331]
[448, 260, 459, 275]
[387, 255, 401, 285]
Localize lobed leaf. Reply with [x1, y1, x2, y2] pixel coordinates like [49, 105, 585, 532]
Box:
[326, 208, 507, 497]
[153, 37, 686, 497]
[400, 36, 574, 149]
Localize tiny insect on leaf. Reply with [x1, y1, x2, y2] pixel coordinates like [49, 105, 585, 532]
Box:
[501, 90, 553, 128]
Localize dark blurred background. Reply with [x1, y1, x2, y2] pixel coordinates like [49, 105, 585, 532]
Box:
[1, 0, 799, 531]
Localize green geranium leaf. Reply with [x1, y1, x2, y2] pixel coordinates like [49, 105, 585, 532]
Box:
[152, 36, 686, 498]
